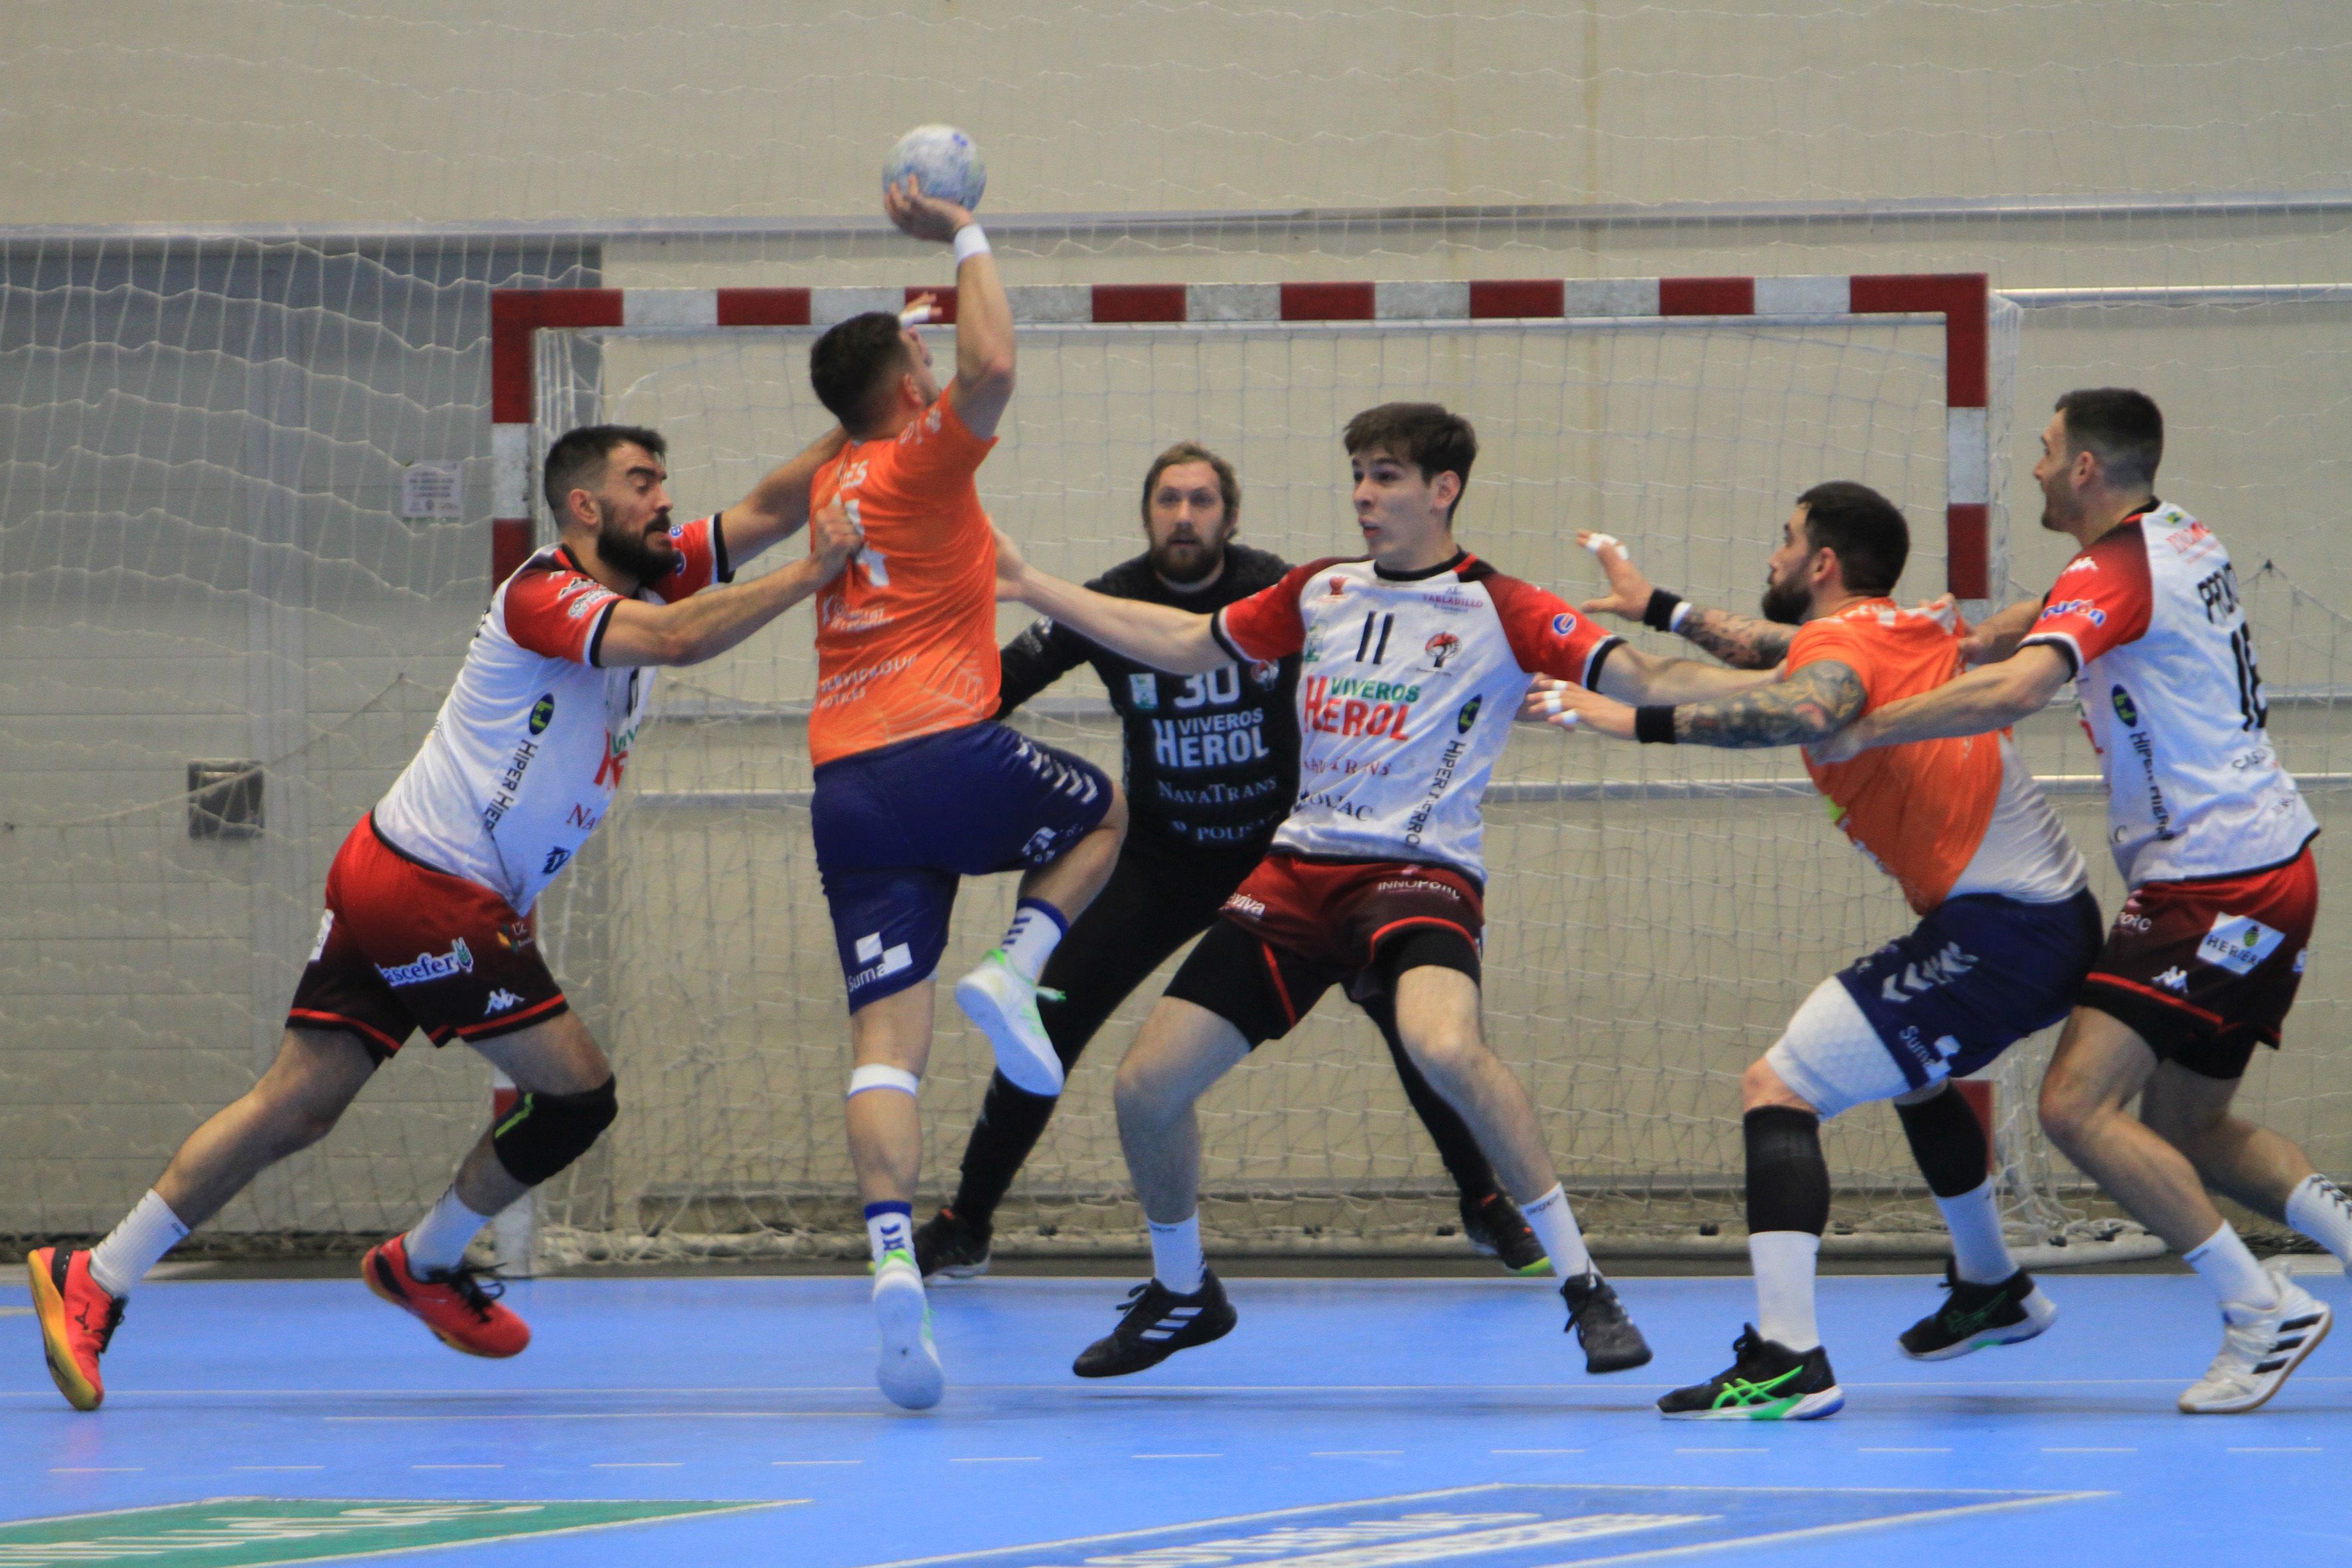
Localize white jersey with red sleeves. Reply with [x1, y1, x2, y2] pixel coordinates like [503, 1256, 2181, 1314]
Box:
[1213, 551, 1621, 881]
[2020, 501, 2315, 886]
[372, 516, 730, 914]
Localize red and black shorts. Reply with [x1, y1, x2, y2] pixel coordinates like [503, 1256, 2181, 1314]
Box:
[1164, 853, 1484, 1048]
[287, 814, 570, 1061]
[2077, 844, 2318, 1080]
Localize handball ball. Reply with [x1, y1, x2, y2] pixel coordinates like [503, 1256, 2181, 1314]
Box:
[884, 125, 986, 210]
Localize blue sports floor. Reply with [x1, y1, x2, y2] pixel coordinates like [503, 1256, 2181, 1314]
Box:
[6, 1269, 2349, 1567]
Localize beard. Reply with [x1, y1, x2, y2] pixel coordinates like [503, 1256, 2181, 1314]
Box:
[1759, 571, 1810, 626]
[598, 507, 676, 584]
[1150, 534, 1225, 586]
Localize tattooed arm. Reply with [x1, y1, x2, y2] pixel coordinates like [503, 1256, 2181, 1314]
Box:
[1523, 659, 1867, 749]
[1573, 528, 1792, 670]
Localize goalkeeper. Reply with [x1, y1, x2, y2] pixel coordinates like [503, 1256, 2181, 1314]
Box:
[1528, 483, 2101, 1421]
[915, 442, 1548, 1281]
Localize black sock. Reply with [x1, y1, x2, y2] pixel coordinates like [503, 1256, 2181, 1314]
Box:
[1893, 1087, 1992, 1199]
[949, 1073, 1061, 1225]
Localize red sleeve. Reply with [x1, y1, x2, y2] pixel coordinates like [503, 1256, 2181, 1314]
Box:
[1213, 558, 1338, 662]
[502, 557, 621, 666]
[651, 514, 728, 603]
[1485, 572, 1624, 688]
[2020, 524, 2153, 675]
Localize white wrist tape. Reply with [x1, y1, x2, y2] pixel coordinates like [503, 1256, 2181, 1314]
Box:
[952, 224, 991, 264]
[846, 1064, 921, 1100]
[1668, 600, 1694, 632]
[1581, 532, 1626, 560]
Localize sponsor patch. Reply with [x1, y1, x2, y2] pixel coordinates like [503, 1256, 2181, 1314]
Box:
[378, 939, 475, 988]
[1129, 672, 1160, 710]
[1455, 695, 1483, 733]
[529, 692, 556, 734]
[1549, 611, 1578, 637]
[2197, 912, 2286, 976]
[2110, 685, 2138, 727]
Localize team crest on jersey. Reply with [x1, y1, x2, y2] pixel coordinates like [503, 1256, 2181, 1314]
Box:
[1425, 631, 1461, 669]
[1549, 611, 1578, 637]
[1249, 659, 1280, 688]
[2198, 913, 2285, 976]
[1326, 576, 1348, 598]
[528, 693, 555, 735]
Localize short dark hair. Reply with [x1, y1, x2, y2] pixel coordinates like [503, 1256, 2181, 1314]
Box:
[1140, 441, 1240, 527]
[1796, 480, 1909, 595]
[2055, 387, 2163, 488]
[809, 312, 914, 431]
[543, 424, 666, 523]
[1342, 402, 1478, 520]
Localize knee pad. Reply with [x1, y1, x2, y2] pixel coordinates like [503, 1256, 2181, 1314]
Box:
[846, 1064, 921, 1101]
[1743, 1105, 1829, 1236]
[491, 1075, 617, 1187]
[1895, 1085, 1992, 1198]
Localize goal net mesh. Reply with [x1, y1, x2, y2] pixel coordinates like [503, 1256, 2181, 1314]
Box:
[6, 247, 2351, 1267]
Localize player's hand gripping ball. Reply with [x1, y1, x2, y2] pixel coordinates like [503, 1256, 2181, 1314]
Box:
[884, 125, 986, 211]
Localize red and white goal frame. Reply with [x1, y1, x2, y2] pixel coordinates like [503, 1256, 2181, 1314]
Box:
[487, 271, 1994, 593]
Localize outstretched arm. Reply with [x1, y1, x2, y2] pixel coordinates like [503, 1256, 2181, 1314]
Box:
[886, 177, 1014, 439]
[598, 505, 864, 667]
[1524, 659, 1867, 749]
[1576, 529, 1794, 670]
[1811, 643, 2071, 763]
[1593, 641, 1784, 705]
[715, 426, 850, 565]
[994, 528, 1228, 675]
[1958, 599, 2043, 666]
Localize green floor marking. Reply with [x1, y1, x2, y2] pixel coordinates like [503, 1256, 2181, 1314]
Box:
[0, 1496, 796, 1567]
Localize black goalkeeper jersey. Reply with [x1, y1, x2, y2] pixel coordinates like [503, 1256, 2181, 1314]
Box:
[995, 545, 1302, 854]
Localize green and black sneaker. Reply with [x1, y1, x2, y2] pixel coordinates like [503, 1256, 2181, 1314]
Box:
[1898, 1259, 2058, 1361]
[1658, 1326, 1843, 1420]
[912, 1206, 993, 1283]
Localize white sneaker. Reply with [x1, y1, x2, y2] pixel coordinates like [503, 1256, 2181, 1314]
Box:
[873, 1251, 943, 1411]
[2179, 1260, 2332, 1415]
[954, 949, 1064, 1097]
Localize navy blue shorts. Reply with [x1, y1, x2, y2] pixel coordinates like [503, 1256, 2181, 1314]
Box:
[811, 722, 1113, 1012]
[1838, 887, 2105, 1089]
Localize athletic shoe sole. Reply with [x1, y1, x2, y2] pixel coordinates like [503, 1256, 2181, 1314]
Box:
[1902, 1286, 2059, 1362]
[2181, 1298, 2333, 1415]
[954, 968, 1065, 1097]
[25, 1251, 101, 1411]
[1662, 1385, 1845, 1421]
[930, 1256, 990, 1282]
[874, 1265, 945, 1411]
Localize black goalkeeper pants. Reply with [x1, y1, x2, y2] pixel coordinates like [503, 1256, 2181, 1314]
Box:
[948, 836, 1506, 1223]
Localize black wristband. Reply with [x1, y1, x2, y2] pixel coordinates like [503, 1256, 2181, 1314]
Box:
[1642, 588, 1685, 633]
[1634, 704, 1679, 744]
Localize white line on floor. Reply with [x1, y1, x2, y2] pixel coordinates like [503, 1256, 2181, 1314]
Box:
[950, 1456, 1042, 1463]
[232, 1465, 327, 1471]
[773, 1460, 865, 1466]
[411, 1463, 504, 1470]
[1133, 1453, 1225, 1459]
[1492, 1449, 1585, 1454]
[50, 1467, 142, 1474]
[2042, 1447, 2136, 1454]
[1676, 1449, 1766, 1454]
[1311, 1450, 1403, 1458]
[591, 1462, 684, 1468]
[2227, 1446, 2322, 1452]
[1859, 1448, 1953, 1454]
[326, 1412, 884, 1421]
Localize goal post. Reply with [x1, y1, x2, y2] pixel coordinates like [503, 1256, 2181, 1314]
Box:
[479, 269, 2122, 1269]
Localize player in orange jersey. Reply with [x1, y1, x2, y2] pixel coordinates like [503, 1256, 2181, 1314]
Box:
[1532, 483, 2100, 1420]
[803, 175, 1126, 1408]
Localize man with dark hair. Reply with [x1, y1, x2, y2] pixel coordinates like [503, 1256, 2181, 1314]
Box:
[1822, 390, 2348, 1414]
[802, 175, 1128, 1409]
[1535, 482, 2098, 1419]
[986, 399, 1804, 1382]
[913, 440, 1547, 1282]
[28, 422, 862, 1411]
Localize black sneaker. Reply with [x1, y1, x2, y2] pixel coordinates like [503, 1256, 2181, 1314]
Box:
[1898, 1259, 2058, 1361]
[1072, 1271, 1237, 1378]
[912, 1207, 992, 1282]
[1460, 1192, 1550, 1276]
[1659, 1326, 1843, 1420]
[1559, 1271, 1653, 1373]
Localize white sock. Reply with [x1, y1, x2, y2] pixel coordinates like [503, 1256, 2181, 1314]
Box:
[1749, 1229, 1823, 1352]
[2184, 1220, 2279, 1310]
[87, 1189, 190, 1299]
[1521, 1184, 1596, 1279]
[998, 899, 1068, 984]
[1148, 1213, 1206, 1294]
[866, 1200, 915, 1267]
[1934, 1178, 2019, 1286]
[402, 1187, 497, 1277]
[2285, 1173, 2352, 1266]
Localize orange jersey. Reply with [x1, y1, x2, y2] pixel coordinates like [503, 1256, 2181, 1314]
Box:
[1792, 599, 2000, 915]
[807, 396, 1001, 767]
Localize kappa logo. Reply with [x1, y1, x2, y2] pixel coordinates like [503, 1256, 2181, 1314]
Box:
[2155, 965, 2191, 992]
[1879, 941, 1978, 1004]
[484, 988, 524, 1016]
[2197, 912, 2285, 976]
[377, 939, 475, 988]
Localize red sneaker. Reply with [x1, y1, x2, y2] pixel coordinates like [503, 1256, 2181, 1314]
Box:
[362, 1234, 530, 1358]
[26, 1247, 123, 1411]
